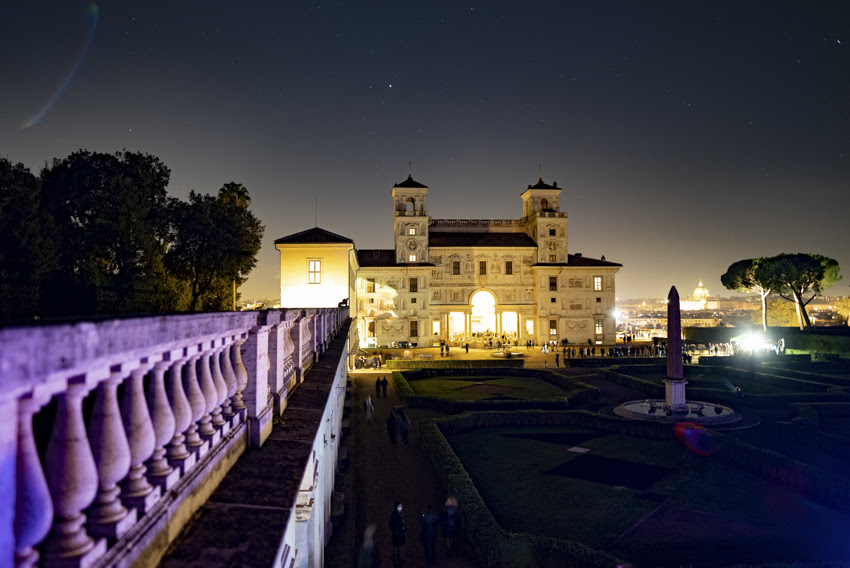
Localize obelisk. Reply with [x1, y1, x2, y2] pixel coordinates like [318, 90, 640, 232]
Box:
[665, 286, 688, 412]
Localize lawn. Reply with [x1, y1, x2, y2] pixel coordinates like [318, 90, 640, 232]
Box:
[449, 425, 850, 566]
[629, 369, 823, 395]
[409, 375, 570, 401]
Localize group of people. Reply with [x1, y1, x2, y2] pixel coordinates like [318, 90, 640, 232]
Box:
[386, 406, 411, 446]
[359, 497, 459, 567]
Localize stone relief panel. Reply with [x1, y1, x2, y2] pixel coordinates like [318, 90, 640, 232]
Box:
[569, 277, 583, 288]
[432, 270, 442, 279]
[570, 302, 583, 310]
[433, 291, 441, 300]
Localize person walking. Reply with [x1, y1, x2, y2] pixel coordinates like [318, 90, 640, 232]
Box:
[399, 408, 410, 446]
[555, 352, 560, 368]
[364, 395, 374, 423]
[386, 409, 398, 446]
[389, 501, 407, 566]
[357, 523, 380, 568]
[381, 376, 389, 398]
[420, 504, 440, 565]
[376, 377, 381, 399]
[441, 496, 459, 558]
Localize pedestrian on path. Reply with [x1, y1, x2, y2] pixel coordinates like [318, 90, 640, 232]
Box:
[555, 353, 560, 368]
[441, 496, 459, 558]
[357, 523, 380, 568]
[544, 360, 548, 369]
[420, 504, 439, 565]
[376, 377, 381, 398]
[381, 376, 389, 398]
[386, 409, 398, 446]
[364, 395, 374, 423]
[398, 408, 410, 446]
[389, 501, 407, 566]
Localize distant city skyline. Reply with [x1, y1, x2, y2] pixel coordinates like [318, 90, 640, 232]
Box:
[2, 2, 847, 302]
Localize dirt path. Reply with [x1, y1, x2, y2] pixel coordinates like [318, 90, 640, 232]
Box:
[351, 369, 478, 568]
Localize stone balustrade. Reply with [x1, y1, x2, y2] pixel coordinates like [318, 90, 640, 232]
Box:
[0, 305, 348, 568]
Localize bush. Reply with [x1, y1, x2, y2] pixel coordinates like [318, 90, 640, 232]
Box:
[386, 358, 525, 370]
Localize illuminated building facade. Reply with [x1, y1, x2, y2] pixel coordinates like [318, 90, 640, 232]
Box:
[276, 174, 621, 348]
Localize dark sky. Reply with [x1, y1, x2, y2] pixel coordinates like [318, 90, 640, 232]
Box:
[2, 1, 848, 301]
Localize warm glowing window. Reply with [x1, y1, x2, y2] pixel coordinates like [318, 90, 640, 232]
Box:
[525, 320, 534, 334]
[593, 276, 603, 291]
[549, 255, 556, 262]
[409, 277, 418, 293]
[452, 261, 460, 275]
[408, 227, 416, 235]
[308, 260, 321, 284]
[366, 278, 375, 293]
[479, 261, 487, 275]
[595, 319, 603, 335]
[549, 276, 557, 291]
[549, 319, 557, 335]
[409, 254, 417, 262]
[410, 320, 418, 337]
[505, 261, 513, 275]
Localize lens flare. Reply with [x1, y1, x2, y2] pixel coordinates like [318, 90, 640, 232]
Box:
[674, 421, 718, 456]
[21, 2, 100, 129]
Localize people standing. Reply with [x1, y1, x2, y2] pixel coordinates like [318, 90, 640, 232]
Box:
[389, 501, 407, 566]
[357, 523, 380, 568]
[420, 504, 440, 565]
[399, 408, 410, 446]
[386, 410, 398, 446]
[555, 353, 560, 368]
[376, 377, 382, 399]
[364, 395, 374, 423]
[381, 376, 389, 398]
[441, 496, 458, 558]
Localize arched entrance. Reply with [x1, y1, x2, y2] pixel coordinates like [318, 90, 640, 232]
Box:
[470, 290, 496, 334]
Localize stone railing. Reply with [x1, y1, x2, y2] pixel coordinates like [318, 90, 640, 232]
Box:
[0, 305, 349, 568]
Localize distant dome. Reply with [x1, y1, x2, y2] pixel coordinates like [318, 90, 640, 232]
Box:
[693, 280, 710, 301]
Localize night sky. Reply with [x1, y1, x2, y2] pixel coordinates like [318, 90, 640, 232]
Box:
[2, 1, 848, 302]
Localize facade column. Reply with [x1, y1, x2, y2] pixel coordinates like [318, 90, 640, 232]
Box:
[88, 372, 136, 540]
[120, 365, 160, 514]
[182, 354, 210, 459]
[42, 378, 106, 567]
[145, 361, 179, 490]
[14, 394, 53, 568]
[165, 358, 195, 474]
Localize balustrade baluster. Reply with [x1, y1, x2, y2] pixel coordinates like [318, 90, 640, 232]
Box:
[145, 361, 179, 489]
[182, 354, 210, 458]
[14, 394, 53, 568]
[221, 343, 237, 421]
[210, 345, 228, 431]
[88, 372, 136, 540]
[120, 365, 160, 514]
[197, 350, 220, 446]
[42, 378, 106, 566]
[166, 358, 195, 474]
[232, 337, 248, 417]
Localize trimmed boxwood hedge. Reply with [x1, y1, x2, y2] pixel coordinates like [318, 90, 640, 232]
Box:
[386, 358, 526, 370]
[419, 412, 634, 568]
[393, 368, 600, 412]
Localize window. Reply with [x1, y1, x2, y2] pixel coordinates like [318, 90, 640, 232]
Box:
[409, 254, 417, 262]
[549, 276, 557, 291]
[505, 261, 513, 275]
[410, 320, 418, 337]
[409, 277, 418, 293]
[368, 321, 376, 337]
[408, 227, 416, 236]
[452, 261, 460, 275]
[595, 319, 603, 335]
[551, 297, 556, 303]
[549, 255, 557, 262]
[596, 297, 602, 303]
[549, 228, 556, 236]
[308, 260, 321, 284]
[411, 297, 417, 303]
[366, 278, 375, 293]
[549, 319, 557, 335]
[479, 261, 487, 275]
[593, 276, 603, 291]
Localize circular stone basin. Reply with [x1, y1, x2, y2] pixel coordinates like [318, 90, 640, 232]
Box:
[489, 351, 526, 358]
[614, 400, 742, 425]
